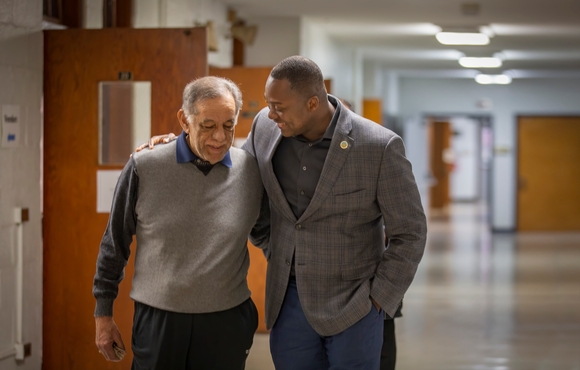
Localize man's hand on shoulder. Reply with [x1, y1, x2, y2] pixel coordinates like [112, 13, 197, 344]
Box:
[135, 133, 177, 153]
[95, 316, 126, 362]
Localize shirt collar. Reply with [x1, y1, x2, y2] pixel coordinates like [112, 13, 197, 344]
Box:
[323, 96, 340, 140]
[175, 131, 232, 168]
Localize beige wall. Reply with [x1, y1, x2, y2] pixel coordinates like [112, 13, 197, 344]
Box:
[244, 16, 300, 67]
[0, 0, 43, 369]
[133, 0, 233, 67]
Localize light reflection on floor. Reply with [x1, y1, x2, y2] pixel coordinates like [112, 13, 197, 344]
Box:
[246, 203, 580, 370]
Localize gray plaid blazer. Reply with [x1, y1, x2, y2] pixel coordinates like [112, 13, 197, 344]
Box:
[244, 96, 427, 336]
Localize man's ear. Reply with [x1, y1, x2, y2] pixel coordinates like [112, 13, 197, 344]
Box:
[307, 96, 319, 112]
[177, 109, 189, 133]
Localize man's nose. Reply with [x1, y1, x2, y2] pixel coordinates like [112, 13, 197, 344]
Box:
[212, 126, 226, 141]
[268, 108, 279, 121]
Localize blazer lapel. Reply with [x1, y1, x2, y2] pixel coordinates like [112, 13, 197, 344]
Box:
[297, 111, 354, 223]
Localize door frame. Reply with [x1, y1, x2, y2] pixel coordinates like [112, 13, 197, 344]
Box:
[423, 113, 494, 226]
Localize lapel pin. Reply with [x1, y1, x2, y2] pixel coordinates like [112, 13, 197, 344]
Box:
[340, 141, 349, 149]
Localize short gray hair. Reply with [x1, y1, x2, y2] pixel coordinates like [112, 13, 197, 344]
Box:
[182, 76, 243, 118]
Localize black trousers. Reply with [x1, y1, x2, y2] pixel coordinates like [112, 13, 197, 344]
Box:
[380, 302, 401, 370]
[131, 298, 258, 370]
[380, 318, 397, 370]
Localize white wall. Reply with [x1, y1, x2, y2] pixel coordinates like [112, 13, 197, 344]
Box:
[0, 0, 43, 369]
[399, 77, 580, 230]
[364, 62, 401, 123]
[244, 17, 300, 67]
[403, 117, 431, 220]
[83, 0, 103, 28]
[133, 0, 233, 67]
[363, 60, 384, 98]
[300, 18, 356, 107]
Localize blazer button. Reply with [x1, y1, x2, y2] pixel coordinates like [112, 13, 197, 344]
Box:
[296, 224, 302, 229]
[286, 260, 291, 266]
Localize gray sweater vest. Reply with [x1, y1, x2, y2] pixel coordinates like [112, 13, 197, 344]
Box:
[131, 142, 263, 313]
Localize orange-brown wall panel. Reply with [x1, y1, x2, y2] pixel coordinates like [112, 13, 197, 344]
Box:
[362, 99, 382, 125]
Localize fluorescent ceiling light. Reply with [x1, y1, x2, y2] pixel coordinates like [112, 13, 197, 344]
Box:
[361, 48, 465, 60]
[479, 26, 495, 38]
[459, 57, 502, 68]
[436, 32, 489, 45]
[475, 74, 512, 85]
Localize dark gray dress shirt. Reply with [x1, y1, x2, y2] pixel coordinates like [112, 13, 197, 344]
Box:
[272, 98, 340, 219]
[272, 98, 340, 274]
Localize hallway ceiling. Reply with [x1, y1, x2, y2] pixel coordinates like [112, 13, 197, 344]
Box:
[227, 0, 580, 76]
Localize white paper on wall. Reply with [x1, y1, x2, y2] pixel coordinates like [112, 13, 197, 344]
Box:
[97, 170, 122, 213]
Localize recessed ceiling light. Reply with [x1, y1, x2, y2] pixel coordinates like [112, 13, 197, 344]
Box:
[436, 32, 490, 45]
[459, 57, 502, 68]
[475, 74, 512, 84]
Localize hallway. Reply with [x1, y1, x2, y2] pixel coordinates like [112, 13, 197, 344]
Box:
[246, 203, 580, 370]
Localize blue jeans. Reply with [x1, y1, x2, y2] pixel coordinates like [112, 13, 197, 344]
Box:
[270, 277, 383, 370]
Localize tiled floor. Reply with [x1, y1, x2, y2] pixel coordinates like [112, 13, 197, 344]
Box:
[246, 203, 580, 370]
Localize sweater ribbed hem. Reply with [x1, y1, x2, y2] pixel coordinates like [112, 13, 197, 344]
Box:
[94, 298, 115, 317]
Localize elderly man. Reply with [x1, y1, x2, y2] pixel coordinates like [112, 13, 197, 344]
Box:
[93, 76, 265, 370]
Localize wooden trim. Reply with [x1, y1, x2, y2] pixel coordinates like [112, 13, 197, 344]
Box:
[43, 0, 62, 20]
[233, 38, 245, 66]
[116, 0, 132, 28]
[103, 0, 116, 28]
[61, 0, 82, 28]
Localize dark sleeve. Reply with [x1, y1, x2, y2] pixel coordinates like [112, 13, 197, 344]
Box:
[250, 190, 271, 255]
[92, 157, 139, 316]
[243, 113, 272, 254]
[371, 135, 427, 317]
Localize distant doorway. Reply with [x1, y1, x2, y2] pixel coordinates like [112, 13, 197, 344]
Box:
[426, 115, 493, 222]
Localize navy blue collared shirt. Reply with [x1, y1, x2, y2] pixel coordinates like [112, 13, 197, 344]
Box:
[175, 131, 232, 168]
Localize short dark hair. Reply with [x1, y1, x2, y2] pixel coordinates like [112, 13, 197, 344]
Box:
[270, 56, 326, 100]
[182, 76, 243, 118]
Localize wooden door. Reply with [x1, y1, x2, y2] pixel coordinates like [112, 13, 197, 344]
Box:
[429, 120, 452, 213]
[209, 66, 273, 332]
[362, 99, 382, 125]
[43, 28, 207, 370]
[324, 79, 332, 94]
[517, 117, 580, 231]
